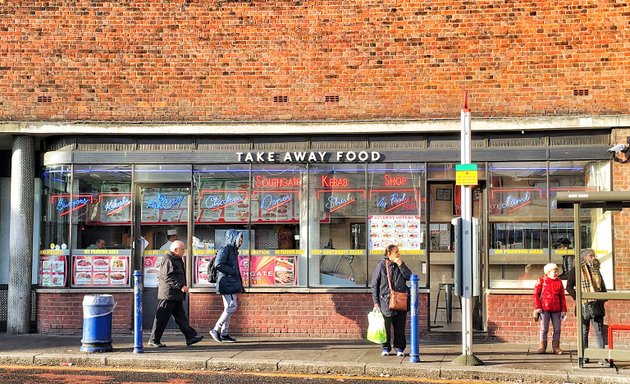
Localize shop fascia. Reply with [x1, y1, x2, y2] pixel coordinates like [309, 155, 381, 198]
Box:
[236, 151, 382, 163]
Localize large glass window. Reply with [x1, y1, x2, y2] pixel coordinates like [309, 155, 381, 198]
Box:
[40, 165, 71, 287]
[368, 164, 426, 287]
[309, 164, 367, 287]
[70, 165, 133, 288]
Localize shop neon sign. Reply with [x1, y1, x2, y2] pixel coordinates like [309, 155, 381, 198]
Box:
[103, 195, 131, 216]
[260, 194, 293, 212]
[146, 193, 185, 210]
[376, 192, 419, 212]
[492, 192, 532, 213]
[54, 195, 93, 216]
[321, 175, 348, 188]
[204, 193, 245, 211]
[327, 193, 357, 213]
[255, 176, 300, 188]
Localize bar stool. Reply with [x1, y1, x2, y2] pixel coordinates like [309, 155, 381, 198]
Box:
[433, 283, 461, 324]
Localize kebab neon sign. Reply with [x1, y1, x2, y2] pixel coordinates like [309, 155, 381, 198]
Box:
[104, 195, 131, 216]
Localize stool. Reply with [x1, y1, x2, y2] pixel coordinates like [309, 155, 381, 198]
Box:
[433, 283, 461, 324]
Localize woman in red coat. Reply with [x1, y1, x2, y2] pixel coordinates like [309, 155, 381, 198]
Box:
[533, 263, 567, 354]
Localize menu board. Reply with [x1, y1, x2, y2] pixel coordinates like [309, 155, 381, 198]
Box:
[141, 188, 188, 224]
[72, 250, 130, 287]
[368, 215, 421, 251]
[143, 253, 163, 288]
[39, 250, 69, 287]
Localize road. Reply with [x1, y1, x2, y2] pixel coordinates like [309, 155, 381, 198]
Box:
[0, 365, 506, 384]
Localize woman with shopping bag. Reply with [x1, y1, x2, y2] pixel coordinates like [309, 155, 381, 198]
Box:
[370, 244, 412, 357]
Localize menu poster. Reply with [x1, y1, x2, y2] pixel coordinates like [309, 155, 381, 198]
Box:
[72, 254, 130, 287]
[241, 256, 297, 286]
[99, 193, 132, 223]
[368, 215, 421, 251]
[143, 255, 162, 288]
[318, 189, 366, 222]
[39, 254, 67, 287]
[141, 188, 188, 224]
[194, 255, 214, 285]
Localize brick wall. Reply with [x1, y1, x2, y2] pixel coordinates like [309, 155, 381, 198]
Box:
[190, 292, 429, 338]
[1, 1, 628, 121]
[37, 293, 133, 334]
[487, 295, 630, 346]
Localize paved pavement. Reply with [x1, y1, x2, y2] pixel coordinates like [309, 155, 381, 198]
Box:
[0, 333, 628, 384]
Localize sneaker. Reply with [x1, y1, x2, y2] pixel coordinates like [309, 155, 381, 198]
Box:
[186, 335, 203, 346]
[396, 348, 405, 357]
[209, 329, 222, 342]
[148, 340, 166, 348]
[221, 334, 237, 343]
[381, 348, 391, 356]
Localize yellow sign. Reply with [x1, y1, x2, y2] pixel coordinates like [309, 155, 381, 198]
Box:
[455, 164, 478, 186]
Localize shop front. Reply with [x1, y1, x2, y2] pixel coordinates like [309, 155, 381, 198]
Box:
[36, 133, 615, 340]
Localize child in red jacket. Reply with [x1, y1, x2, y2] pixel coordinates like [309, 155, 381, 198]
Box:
[533, 263, 567, 354]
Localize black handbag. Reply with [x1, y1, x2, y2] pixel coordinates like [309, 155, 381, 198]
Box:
[582, 300, 604, 320]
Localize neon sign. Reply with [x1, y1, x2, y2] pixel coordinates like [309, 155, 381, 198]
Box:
[491, 192, 531, 213]
[327, 193, 357, 213]
[255, 176, 300, 188]
[384, 175, 408, 187]
[321, 175, 348, 188]
[55, 197, 92, 216]
[376, 193, 418, 212]
[146, 193, 185, 210]
[204, 193, 244, 211]
[104, 196, 131, 216]
[260, 194, 293, 212]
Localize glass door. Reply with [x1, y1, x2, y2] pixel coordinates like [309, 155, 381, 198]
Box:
[135, 183, 191, 329]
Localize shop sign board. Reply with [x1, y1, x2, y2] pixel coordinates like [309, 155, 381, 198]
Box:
[455, 164, 478, 186]
[39, 250, 69, 287]
[71, 249, 130, 287]
[368, 215, 422, 251]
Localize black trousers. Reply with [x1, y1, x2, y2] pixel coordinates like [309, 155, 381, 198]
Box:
[150, 299, 198, 342]
[382, 311, 407, 350]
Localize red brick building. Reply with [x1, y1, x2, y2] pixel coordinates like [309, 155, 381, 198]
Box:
[0, 1, 628, 344]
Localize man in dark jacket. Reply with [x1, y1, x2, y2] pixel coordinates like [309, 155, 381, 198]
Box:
[148, 240, 203, 347]
[208, 229, 244, 343]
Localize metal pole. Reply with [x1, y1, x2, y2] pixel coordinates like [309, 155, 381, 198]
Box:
[409, 274, 420, 363]
[133, 270, 144, 354]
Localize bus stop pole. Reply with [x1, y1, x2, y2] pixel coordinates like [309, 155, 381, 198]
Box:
[133, 270, 144, 354]
[409, 274, 420, 363]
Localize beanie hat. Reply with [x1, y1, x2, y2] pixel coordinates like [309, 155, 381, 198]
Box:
[544, 263, 559, 275]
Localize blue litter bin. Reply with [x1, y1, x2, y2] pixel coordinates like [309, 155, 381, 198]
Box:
[80, 294, 116, 353]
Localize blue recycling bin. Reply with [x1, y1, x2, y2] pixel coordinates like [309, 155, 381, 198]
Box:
[80, 294, 116, 353]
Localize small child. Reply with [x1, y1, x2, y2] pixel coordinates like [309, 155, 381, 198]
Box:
[533, 263, 567, 354]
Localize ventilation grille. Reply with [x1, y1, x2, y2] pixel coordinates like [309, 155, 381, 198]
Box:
[37, 95, 52, 103]
[573, 89, 589, 96]
[273, 96, 288, 103]
[325, 95, 340, 103]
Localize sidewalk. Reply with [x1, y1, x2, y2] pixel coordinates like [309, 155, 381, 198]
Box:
[0, 333, 628, 384]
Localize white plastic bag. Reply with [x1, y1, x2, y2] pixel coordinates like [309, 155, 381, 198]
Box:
[367, 309, 387, 344]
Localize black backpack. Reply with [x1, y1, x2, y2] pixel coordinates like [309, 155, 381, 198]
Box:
[207, 257, 218, 284]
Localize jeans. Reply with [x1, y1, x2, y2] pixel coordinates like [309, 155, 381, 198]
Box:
[583, 316, 605, 349]
[214, 293, 238, 336]
[539, 311, 562, 341]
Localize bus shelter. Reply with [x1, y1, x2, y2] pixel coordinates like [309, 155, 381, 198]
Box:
[557, 191, 630, 368]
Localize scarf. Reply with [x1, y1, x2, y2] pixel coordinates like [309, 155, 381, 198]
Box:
[580, 259, 603, 304]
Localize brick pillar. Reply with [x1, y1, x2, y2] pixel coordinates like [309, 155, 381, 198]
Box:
[7, 135, 35, 334]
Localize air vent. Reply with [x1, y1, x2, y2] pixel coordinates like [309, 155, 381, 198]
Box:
[325, 95, 340, 103]
[573, 89, 589, 96]
[273, 95, 288, 103]
[37, 95, 52, 103]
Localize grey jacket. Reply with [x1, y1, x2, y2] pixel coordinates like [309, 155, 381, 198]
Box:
[157, 252, 186, 301]
[371, 258, 412, 317]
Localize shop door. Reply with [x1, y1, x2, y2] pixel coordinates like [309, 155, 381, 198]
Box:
[428, 182, 485, 331]
[134, 183, 191, 330]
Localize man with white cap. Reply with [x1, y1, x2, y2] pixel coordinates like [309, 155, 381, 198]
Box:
[160, 229, 178, 251]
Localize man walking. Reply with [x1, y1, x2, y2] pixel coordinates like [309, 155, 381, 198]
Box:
[149, 240, 203, 347]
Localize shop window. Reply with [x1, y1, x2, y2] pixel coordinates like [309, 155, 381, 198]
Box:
[367, 163, 426, 287]
[190, 165, 249, 287]
[309, 164, 367, 287]
[39, 165, 71, 287]
[70, 165, 133, 288]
